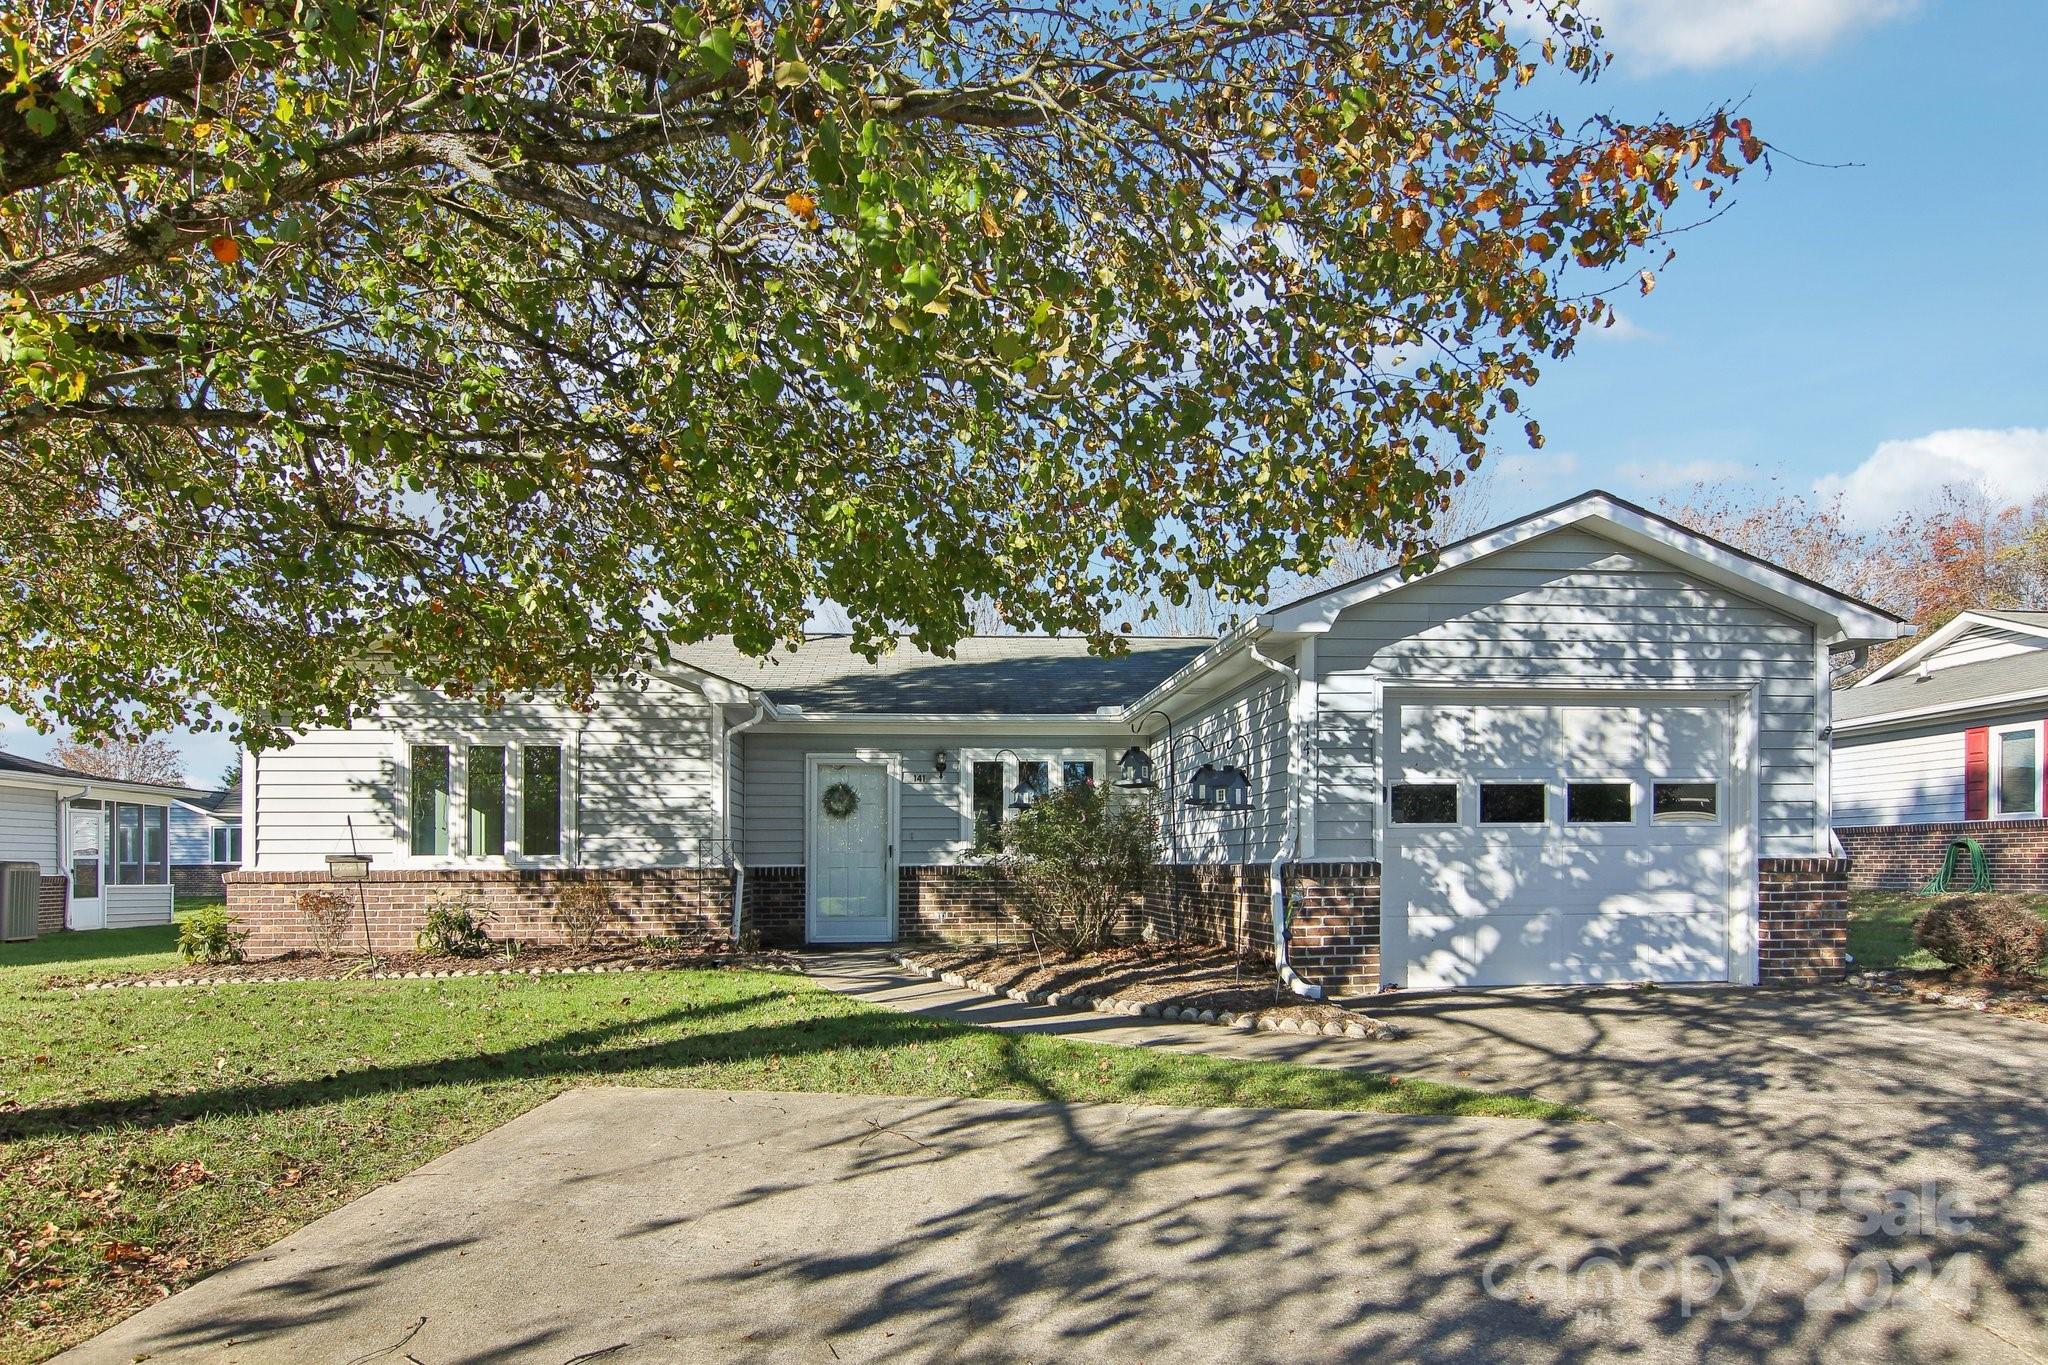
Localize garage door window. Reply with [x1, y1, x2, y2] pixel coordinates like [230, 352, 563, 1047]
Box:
[1566, 782, 1633, 824]
[1391, 783, 1458, 825]
[1652, 782, 1720, 824]
[1479, 783, 1546, 824]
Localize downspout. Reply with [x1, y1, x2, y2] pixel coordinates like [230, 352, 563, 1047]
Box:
[724, 698, 771, 944]
[1247, 639, 1323, 1000]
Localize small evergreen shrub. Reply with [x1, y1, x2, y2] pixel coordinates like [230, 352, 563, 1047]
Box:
[1914, 896, 2048, 978]
[554, 883, 616, 949]
[179, 906, 251, 964]
[415, 902, 494, 957]
[991, 784, 1159, 957]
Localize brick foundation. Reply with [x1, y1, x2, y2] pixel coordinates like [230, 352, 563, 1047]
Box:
[172, 865, 230, 899]
[226, 868, 734, 958]
[1756, 857, 1850, 984]
[37, 876, 66, 935]
[1835, 821, 2048, 894]
[742, 866, 805, 947]
[1143, 863, 1273, 954]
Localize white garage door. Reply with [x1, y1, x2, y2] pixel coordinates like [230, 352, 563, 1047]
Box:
[1381, 693, 1741, 990]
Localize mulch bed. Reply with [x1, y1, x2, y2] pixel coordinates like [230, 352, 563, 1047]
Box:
[1852, 968, 2048, 1025]
[46, 942, 804, 990]
[898, 942, 1397, 1039]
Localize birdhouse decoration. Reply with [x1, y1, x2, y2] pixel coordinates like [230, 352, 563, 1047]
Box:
[1115, 745, 1156, 789]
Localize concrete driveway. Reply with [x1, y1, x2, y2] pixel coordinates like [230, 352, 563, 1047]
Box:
[58, 980, 2048, 1363]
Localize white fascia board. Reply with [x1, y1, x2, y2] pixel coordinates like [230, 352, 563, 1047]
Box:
[754, 713, 1135, 735]
[1855, 610, 2048, 687]
[1833, 684, 2048, 736]
[1261, 492, 1911, 646]
[0, 771, 196, 802]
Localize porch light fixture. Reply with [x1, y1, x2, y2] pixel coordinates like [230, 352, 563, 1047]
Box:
[1114, 745, 1156, 789]
[932, 750, 950, 777]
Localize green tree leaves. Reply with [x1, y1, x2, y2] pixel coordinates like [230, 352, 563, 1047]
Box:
[0, 0, 1753, 743]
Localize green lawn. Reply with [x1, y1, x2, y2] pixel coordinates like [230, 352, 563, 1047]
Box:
[1848, 890, 2048, 974]
[0, 927, 1568, 1362]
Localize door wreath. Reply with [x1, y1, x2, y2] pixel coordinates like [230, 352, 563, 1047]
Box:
[820, 781, 860, 820]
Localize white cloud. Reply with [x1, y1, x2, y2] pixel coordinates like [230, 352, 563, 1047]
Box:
[1572, 0, 1916, 71]
[1587, 308, 1657, 344]
[1616, 457, 1751, 491]
[1814, 427, 2048, 529]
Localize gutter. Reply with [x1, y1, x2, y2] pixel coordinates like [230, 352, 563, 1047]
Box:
[723, 698, 774, 944]
[1245, 639, 1322, 1001]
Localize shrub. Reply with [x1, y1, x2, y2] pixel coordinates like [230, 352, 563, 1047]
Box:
[1914, 896, 2048, 978]
[555, 883, 616, 949]
[296, 890, 355, 956]
[991, 784, 1159, 957]
[415, 902, 494, 957]
[179, 905, 251, 964]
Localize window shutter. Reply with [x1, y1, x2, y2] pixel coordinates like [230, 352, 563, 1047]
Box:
[1963, 726, 1990, 820]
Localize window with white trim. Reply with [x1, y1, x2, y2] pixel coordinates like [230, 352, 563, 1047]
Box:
[961, 748, 1102, 852]
[400, 739, 570, 863]
[211, 824, 243, 864]
[113, 803, 169, 885]
[1994, 725, 2040, 818]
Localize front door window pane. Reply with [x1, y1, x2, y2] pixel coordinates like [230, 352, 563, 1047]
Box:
[469, 745, 506, 855]
[522, 746, 562, 856]
[971, 761, 1005, 851]
[1999, 730, 2038, 816]
[410, 745, 450, 855]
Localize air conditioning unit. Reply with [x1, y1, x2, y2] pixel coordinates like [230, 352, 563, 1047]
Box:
[1, 862, 41, 942]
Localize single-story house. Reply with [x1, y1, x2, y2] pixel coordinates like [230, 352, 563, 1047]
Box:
[0, 750, 197, 937]
[170, 784, 243, 898]
[1832, 608, 2048, 891]
[230, 491, 1908, 992]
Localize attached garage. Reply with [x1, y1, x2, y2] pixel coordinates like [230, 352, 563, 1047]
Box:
[1379, 690, 1754, 989]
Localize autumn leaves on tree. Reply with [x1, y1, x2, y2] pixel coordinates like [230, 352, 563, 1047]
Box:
[2, 0, 1756, 741]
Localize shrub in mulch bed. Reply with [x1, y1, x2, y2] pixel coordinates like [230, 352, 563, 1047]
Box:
[46, 942, 803, 990]
[899, 942, 1397, 1039]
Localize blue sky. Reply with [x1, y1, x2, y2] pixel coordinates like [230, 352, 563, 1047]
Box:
[5, 0, 2040, 781]
[1488, 0, 2048, 525]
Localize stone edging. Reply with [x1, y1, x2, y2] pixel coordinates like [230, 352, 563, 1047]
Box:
[892, 951, 1393, 1040]
[70, 961, 695, 991]
[1849, 969, 2048, 1016]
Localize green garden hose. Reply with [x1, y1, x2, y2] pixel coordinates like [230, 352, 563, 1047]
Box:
[1919, 838, 1991, 894]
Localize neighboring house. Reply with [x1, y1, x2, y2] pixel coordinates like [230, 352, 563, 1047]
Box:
[0, 751, 197, 936]
[1832, 609, 2048, 892]
[231, 491, 1907, 992]
[170, 784, 243, 898]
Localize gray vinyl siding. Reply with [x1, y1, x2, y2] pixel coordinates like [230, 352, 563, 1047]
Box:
[740, 730, 1117, 866]
[0, 785, 59, 874]
[1831, 705, 2048, 827]
[1314, 528, 1822, 859]
[252, 676, 719, 870]
[1156, 671, 1291, 865]
[169, 805, 223, 866]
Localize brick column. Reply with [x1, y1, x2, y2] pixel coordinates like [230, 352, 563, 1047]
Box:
[1285, 861, 1381, 997]
[37, 876, 67, 935]
[1757, 857, 1850, 984]
[741, 866, 805, 947]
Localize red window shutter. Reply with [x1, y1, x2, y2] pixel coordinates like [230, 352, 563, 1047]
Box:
[1964, 726, 1990, 820]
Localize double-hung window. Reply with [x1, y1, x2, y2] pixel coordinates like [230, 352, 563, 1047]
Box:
[406, 740, 566, 861]
[1994, 725, 2041, 819]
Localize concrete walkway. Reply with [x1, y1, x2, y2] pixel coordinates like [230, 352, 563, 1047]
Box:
[57, 1087, 2043, 1364]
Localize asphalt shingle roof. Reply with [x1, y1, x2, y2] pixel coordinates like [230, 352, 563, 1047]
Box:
[0, 749, 204, 794]
[1837, 650, 2048, 724]
[674, 635, 1214, 715]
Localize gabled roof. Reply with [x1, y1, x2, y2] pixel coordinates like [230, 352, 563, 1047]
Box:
[173, 784, 242, 819]
[1264, 489, 1909, 644]
[1835, 651, 2048, 729]
[672, 635, 1213, 716]
[1856, 608, 2048, 686]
